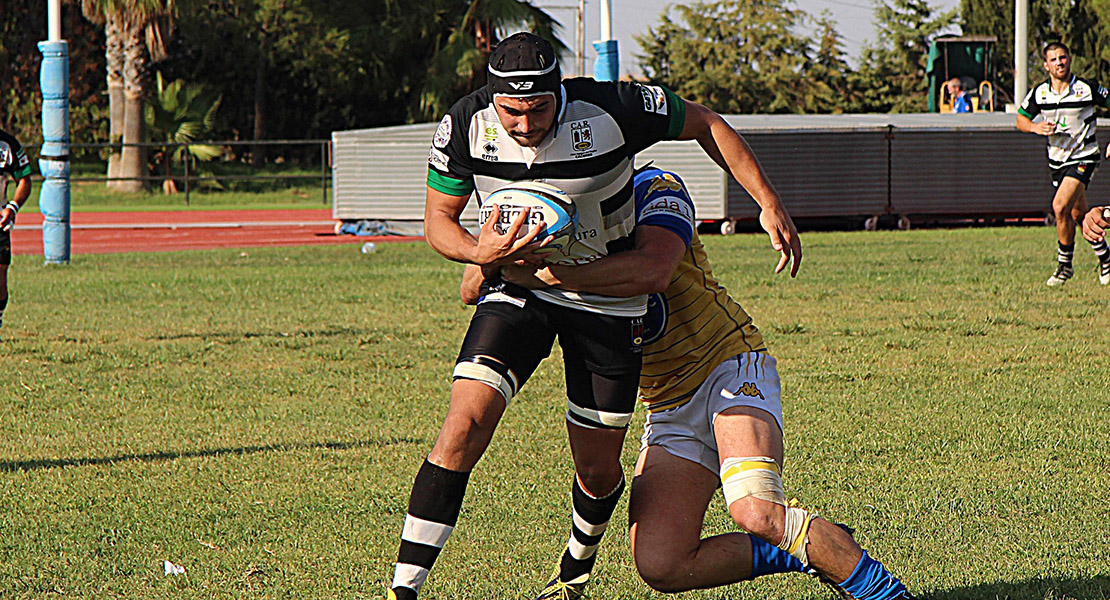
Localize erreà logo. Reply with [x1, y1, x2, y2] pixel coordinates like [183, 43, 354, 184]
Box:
[732, 382, 765, 400]
[508, 81, 534, 91]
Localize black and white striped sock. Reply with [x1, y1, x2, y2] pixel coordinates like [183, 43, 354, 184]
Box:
[1089, 238, 1110, 263]
[390, 459, 471, 600]
[557, 475, 625, 583]
[1058, 242, 1075, 267]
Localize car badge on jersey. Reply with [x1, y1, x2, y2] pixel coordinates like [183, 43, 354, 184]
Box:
[630, 316, 645, 350]
[570, 121, 594, 151]
[433, 115, 453, 149]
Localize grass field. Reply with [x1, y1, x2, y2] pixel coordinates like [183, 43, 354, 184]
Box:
[1, 227, 1108, 599]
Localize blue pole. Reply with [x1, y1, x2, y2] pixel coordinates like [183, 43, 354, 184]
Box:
[38, 40, 71, 265]
[593, 39, 619, 82]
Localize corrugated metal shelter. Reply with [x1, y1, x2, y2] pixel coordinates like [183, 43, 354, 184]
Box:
[332, 113, 1109, 230]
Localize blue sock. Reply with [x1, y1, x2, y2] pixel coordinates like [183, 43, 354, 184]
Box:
[749, 536, 805, 578]
[838, 550, 908, 600]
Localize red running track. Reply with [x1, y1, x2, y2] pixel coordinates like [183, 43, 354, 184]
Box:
[10, 210, 422, 255]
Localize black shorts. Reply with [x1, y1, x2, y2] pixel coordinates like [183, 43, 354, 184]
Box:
[1052, 161, 1098, 188]
[0, 228, 10, 266]
[456, 279, 643, 427]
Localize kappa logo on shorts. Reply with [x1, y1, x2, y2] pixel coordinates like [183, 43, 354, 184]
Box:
[731, 382, 765, 400]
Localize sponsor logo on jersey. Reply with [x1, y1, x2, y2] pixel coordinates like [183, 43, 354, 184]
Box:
[429, 147, 450, 171]
[650, 86, 668, 115]
[641, 195, 694, 224]
[732, 382, 765, 400]
[646, 173, 683, 195]
[18, 152, 28, 167]
[639, 85, 654, 112]
[1078, 164, 1088, 173]
[484, 126, 499, 141]
[482, 141, 499, 162]
[570, 120, 594, 151]
[638, 85, 669, 115]
[433, 115, 453, 148]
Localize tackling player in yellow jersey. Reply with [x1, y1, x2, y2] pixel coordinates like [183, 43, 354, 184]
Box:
[466, 166, 915, 600]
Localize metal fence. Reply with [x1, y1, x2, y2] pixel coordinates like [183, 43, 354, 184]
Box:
[23, 139, 332, 206]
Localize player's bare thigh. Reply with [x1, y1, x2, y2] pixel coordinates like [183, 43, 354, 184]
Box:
[1053, 177, 1087, 242]
[713, 406, 784, 466]
[628, 445, 730, 589]
[1053, 176, 1086, 215]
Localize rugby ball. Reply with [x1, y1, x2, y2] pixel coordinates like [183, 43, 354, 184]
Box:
[478, 181, 577, 255]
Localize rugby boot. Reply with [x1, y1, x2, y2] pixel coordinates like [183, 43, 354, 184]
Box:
[535, 573, 589, 600]
[1099, 260, 1110, 285]
[1046, 263, 1074, 286]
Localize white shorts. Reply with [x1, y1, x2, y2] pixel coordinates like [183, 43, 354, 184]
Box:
[639, 352, 784, 475]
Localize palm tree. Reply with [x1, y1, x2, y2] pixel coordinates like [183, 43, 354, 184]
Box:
[81, 0, 177, 192]
[146, 72, 222, 193]
[418, 0, 569, 120]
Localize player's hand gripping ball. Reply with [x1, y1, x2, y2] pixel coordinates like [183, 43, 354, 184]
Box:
[479, 181, 577, 257]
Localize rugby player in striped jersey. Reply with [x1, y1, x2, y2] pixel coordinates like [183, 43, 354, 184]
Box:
[0, 128, 34, 329]
[389, 32, 799, 600]
[476, 166, 915, 600]
[1017, 42, 1110, 286]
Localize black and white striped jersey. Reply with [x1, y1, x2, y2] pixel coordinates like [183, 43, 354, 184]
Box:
[1019, 76, 1110, 169]
[0, 130, 32, 181]
[427, 77, 686, 317]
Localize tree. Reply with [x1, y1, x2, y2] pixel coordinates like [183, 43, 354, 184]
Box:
[634, 0, 841, 114]
[962, 0, 1110, 106]
[146, 72, 221, 193]
[810, 12, 860, 113]
[0, 2, 106, 146]
[81, 0, 178, 192]
[853, 0, 958, 112]
[417, 0, 568, 121]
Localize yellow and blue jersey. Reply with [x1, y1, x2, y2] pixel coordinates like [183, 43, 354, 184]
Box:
[633, 167, 767, 413]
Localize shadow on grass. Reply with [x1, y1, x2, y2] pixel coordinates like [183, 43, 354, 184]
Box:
[0, 437, 422, 472]
[150, 327, 365, 341]
[929, 575, 1110, 600]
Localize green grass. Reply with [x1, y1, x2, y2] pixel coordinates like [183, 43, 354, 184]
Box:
[1, 228, 1109, 599]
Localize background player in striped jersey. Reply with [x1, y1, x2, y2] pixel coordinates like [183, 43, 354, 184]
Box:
[390, 32, 800, 600]
[0, 128, 34, 329]
[480, 166, 914, 600]
[1016, 42, 1110, 286]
